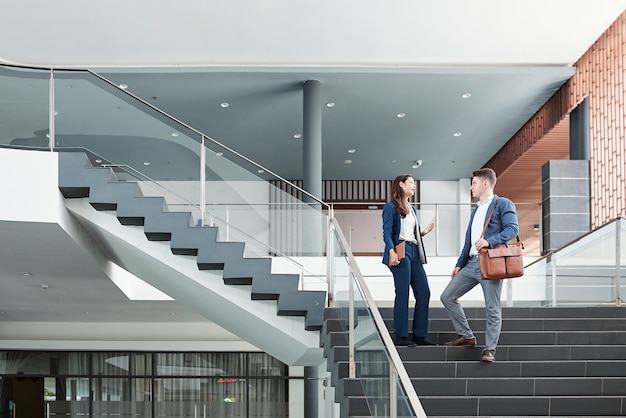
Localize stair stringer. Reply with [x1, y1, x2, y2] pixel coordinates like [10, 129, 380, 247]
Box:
[63, 197, 324, 366]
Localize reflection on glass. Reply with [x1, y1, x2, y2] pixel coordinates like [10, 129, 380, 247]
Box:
[0, 66, 50, 150]
[521, 218, 625, 306]
[93, 377, 151, 418]
[329, 221, 420, 417]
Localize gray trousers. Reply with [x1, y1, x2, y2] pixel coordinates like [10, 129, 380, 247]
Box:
[440, 256, 503, 353]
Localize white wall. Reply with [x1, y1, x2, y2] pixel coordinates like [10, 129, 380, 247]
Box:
[0, 148, 63, 223]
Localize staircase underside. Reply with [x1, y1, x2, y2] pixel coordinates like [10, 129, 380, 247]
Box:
[62, 197, 324, 366]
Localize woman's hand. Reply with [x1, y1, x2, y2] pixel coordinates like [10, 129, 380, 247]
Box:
[389, 249, 400, 267]
[421, 222, 435, 236]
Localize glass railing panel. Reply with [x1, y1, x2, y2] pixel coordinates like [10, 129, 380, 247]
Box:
[329, 220, 425, 418]
[0, 66, 50, 150]
[49, 68, 331, 263]
[521, 217, 625, 306]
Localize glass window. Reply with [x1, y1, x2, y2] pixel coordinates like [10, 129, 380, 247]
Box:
[93, 352, 151, 376]
[249, 379, 287, 418]
[93, 377, 151, 418]
[248, 353, 285, 377]
[155, 352, 244, 377]
[155, 378, 246, 418]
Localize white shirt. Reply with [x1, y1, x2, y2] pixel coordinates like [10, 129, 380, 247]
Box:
[399, 209, 418, 244]
[470, 195, 494, 256]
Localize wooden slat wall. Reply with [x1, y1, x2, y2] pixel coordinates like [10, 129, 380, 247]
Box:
[487, 11, 626, 228]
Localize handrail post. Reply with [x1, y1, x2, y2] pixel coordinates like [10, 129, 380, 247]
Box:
[348, 265, 355, 379]
[390, 366, 397, 418]
[551, 254, 557, 306]
[327, 205, 334, 306]
[49, 69, 55, 151]
[435, 203, 440, 256]
[616, 218, 622, 306]
[200, 136, 206, 226]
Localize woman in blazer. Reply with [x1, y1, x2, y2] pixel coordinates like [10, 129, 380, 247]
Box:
[382, 174, 435, 346]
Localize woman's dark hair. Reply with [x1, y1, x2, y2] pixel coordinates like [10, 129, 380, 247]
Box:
[390, 174, 412, 216]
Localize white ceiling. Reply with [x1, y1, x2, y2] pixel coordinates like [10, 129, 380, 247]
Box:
[2, 0, 626, 181]
[0, 0, 625, 345]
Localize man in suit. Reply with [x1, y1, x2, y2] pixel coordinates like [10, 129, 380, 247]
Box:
[440, 168, 519, 362]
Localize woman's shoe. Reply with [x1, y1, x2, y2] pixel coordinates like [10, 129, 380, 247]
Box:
[395, 336, 417, 347]
[413, 336, 436, 346]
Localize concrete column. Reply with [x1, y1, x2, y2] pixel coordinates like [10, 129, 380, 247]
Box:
[541, 160, 590, 254]
[302, 80, 323, 255]
[304, 366, 319, 418]
[303, 79, 322, 200]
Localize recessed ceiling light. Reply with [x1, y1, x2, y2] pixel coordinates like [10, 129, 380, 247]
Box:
[396, 113, 406, 118]
[462, 93, 472, 99]
[294, 134, 302, 139]
[348, 149, 356, 153]
[118, 84, 128, 90]
[143, 162, 151, 166]
[20, 272, 32, 276]
[215, 152, 223, 156]
[391, 160, 397, 163]
[220, 102, 230, 108]
[95, 159, 102, 163]
[171, 132, 179, 137]
[453, 132, 462, 137]
[326, 102, 335, 108]
[344, 159, 352, 164]
[257, 169, 264, 173]
[40, 284, 49, 289]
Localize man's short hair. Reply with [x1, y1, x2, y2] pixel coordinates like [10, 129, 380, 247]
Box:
[472, 167, 497, 187]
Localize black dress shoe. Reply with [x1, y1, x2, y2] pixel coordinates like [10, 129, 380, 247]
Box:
[413, 336, 436, 346]
[395, 336, 417, 347]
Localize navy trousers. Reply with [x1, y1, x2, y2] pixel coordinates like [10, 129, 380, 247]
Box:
[389, 241, 430, 338]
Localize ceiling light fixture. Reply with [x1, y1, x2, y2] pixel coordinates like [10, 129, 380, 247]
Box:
[143, 162, 151, 166]
[220, 102, 230, 108]
[171, 132, 179, 137]
[344, 159, 352, 164]
[294, 134, 302, 139]
[348, 149, 356, 154]
[462, 93, 472, 99]
[396, 113, 406, 118]
[118, 84, 128, 90]
[215, 152, 223, 156]
[326, 102, 335, 108]
[453, 132, 462, 137]
[412, 160, 423, 169]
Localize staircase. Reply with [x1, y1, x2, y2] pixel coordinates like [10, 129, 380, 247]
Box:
[324, 305, 626, 417]
[57, 151, 326, 365]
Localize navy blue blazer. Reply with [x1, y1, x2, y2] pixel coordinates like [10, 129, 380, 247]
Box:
[455, 194, 519, 269]
[381, 201, 425, 266]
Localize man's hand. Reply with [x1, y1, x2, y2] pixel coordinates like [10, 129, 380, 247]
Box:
[451, 266, 461, 278]
[474, 238, 490, 252]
